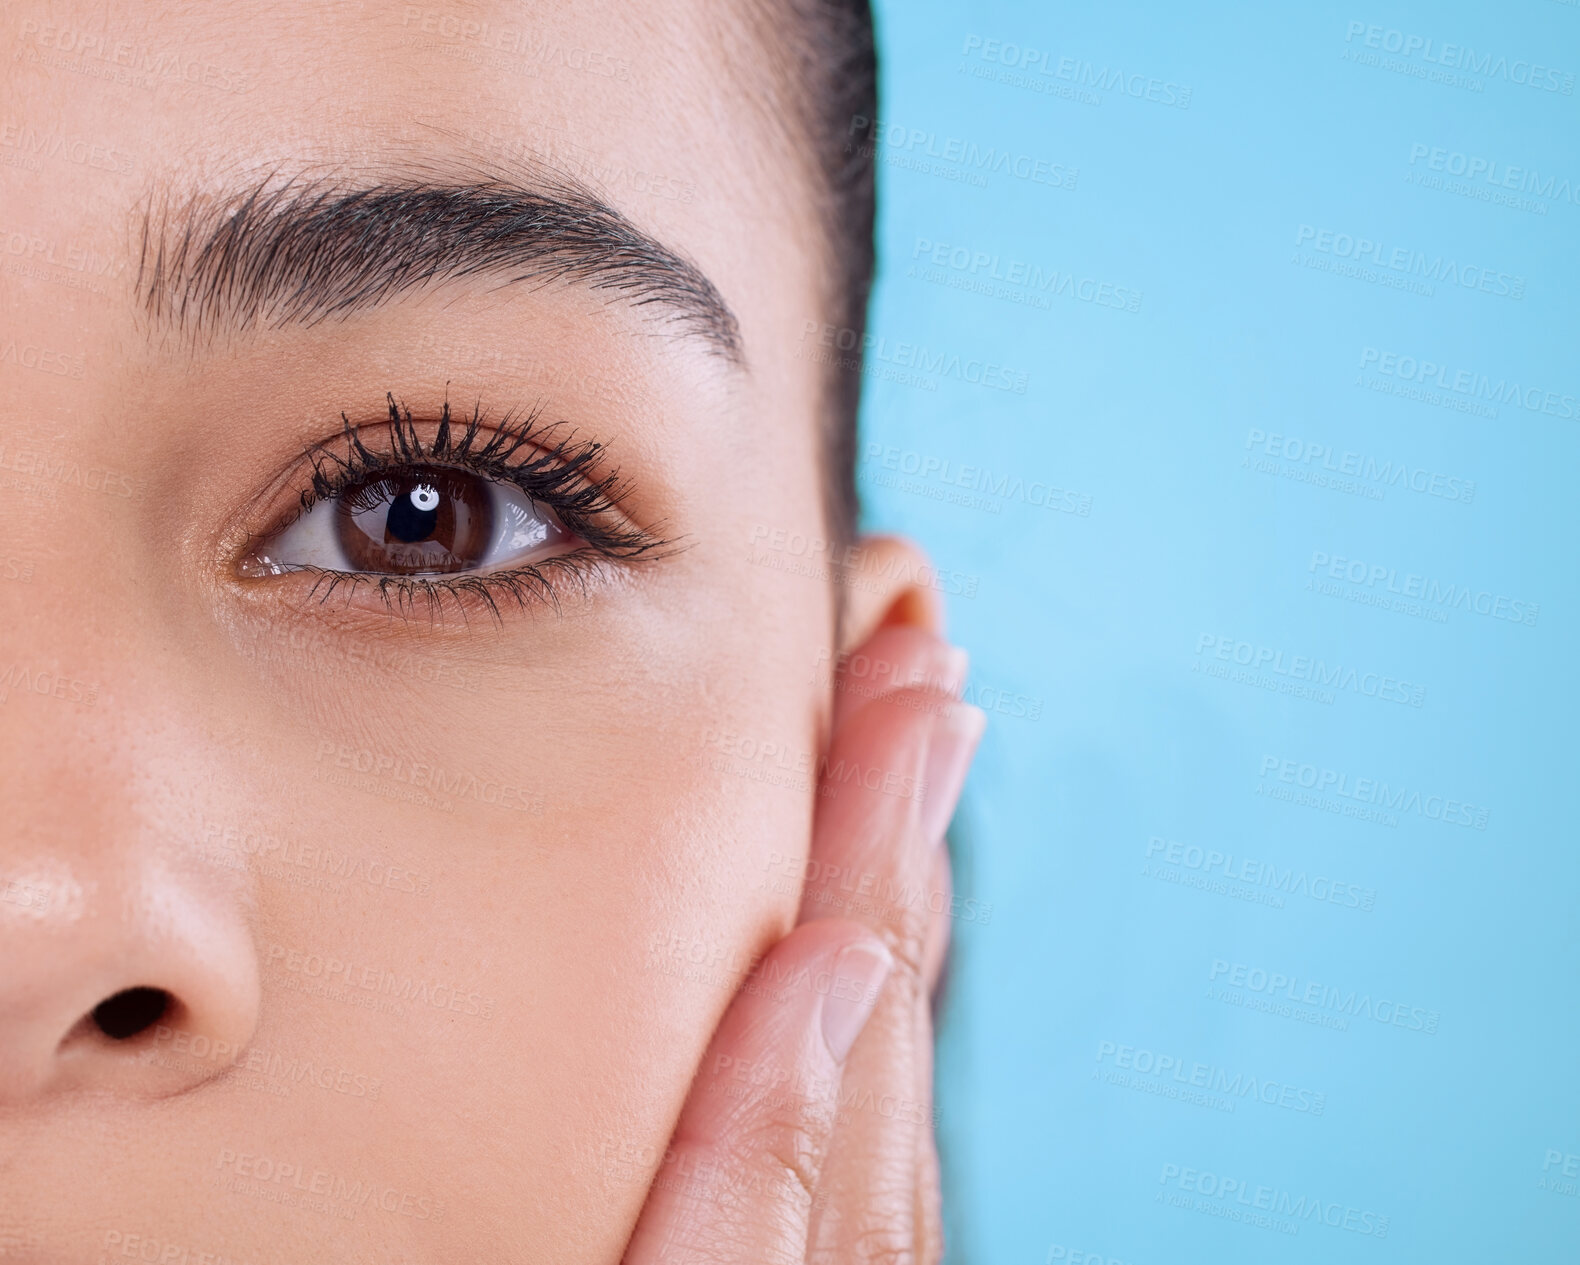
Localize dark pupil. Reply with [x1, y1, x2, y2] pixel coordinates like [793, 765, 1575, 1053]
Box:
[335, 471, 493, 575]
[387, 485, 439, 542]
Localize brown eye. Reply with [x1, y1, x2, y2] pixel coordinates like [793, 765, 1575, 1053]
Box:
[240, 461, 575, 581]
[335, 471, 494, 574]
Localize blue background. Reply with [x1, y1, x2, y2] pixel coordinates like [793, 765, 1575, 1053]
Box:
[862, 2, 1580, 1261]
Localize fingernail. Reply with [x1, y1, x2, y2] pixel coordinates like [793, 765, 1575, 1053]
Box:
[821, 942, 892, 1063]
[929, 643, 970, 697]
[919, 704, 985, 846]
[879, 639, 968, 696]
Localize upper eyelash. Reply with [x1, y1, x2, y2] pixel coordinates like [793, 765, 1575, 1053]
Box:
[299, 392, 660, 558]
[252, 392, 673, 622]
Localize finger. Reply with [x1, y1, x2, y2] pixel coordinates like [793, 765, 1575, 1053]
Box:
[915, 843, 952, 1259]
[801, 687, 982, 976]
[913, 963, 945, 1264]
[799, 690, 983, 1264]
[823, 625, 969, 976]
[830, 625, 968, 732]
[814, 636, 971, 1263]
[622, 919, 893, 1265]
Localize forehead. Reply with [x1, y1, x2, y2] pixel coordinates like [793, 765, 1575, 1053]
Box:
[12, 1, 772, 163]
[9, 0, 811, 358]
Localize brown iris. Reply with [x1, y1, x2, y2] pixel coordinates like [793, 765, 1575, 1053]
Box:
[334, 471, 494, 574]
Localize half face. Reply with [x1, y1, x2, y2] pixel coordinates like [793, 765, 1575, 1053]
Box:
[0, 2, 852, 1258]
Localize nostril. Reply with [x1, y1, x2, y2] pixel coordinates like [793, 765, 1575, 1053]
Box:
[91, 987, 171, 1040]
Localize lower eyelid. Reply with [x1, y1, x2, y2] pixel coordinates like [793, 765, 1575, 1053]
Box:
[272, 548, 615, 624]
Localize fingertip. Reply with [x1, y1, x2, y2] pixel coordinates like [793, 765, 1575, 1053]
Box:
[919, 700, 986, 847]
[829, 626, 970, 731]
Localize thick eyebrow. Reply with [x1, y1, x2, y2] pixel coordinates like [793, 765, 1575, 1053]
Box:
[135, 170, 743, 363]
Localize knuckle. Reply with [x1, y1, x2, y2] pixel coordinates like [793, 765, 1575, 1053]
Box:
[874, 927, 929, 986]
[850, 1222, 918, 1265]
[735, 1102, 834, 1208]
[811, 1218, 917, 1265]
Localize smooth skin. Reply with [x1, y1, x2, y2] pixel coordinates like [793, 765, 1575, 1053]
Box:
[627, 632, 982, 1264]
[0, 2, 983, 1260]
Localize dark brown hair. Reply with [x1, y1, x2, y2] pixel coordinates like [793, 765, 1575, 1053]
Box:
[808, 0, 878, 549]
[758, 0, 879, 548]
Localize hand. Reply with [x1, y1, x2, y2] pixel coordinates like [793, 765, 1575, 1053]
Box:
[623, 627, 983, 1264]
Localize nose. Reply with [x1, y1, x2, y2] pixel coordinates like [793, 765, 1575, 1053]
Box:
[0, 851, 261, 1102]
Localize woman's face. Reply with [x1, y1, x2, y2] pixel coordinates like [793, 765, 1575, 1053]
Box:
[1, 3, 908, 1258]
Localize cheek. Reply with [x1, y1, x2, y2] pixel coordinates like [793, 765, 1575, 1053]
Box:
[410, 661, 820, 1242]
[518, 659, 822, 1062]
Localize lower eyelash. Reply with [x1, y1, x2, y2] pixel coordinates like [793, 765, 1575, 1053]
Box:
[281, 548, 614, 624]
